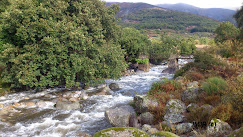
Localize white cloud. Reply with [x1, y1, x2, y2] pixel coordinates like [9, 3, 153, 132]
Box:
[104, 0, 243, 9]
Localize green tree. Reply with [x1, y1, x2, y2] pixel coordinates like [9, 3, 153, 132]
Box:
[120, 27, 151, 62]
[0, 0, 126, 90]
[214, 22, 240, 43]
[234, 5, 243, 39]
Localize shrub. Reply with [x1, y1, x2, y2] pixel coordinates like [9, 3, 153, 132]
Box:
[185, 72, 204, 81]
[211, 103, 233, 122]
[202, 77, 227, 95]
[135, 58, 149, 64]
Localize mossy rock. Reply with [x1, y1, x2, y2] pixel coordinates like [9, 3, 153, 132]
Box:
[227, 127, 243, 137]
[151, 131, 179, 137]
[93, 127, 149, 137]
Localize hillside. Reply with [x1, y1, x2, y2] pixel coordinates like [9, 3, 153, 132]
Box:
[106, 2, 219, 32]
[157, 3, 236, 24]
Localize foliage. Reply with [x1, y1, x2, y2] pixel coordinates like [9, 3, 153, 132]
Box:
[152, 131, 179, 137]
[185, 72, 204, 81]
[214, 22, 240, 44]
[0, 0, 10, 13]
[234, 5, 243, 29]
[179, 39, 196, 55]
[211, 103, 233, 122]
[202, 77, 228, 95]
[120, 8, 219, 32]
[0, 0, 127, 90]
[120, 27, 151, 62]
[135, 58, 149, 64]
[93, 127, 149, 137]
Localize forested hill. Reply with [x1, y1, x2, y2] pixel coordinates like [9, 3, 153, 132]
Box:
[157, 3, 236, 24]
[106, 2, 219, 32]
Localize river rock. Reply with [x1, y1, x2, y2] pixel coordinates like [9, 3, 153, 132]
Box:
[207, 119, 232, 136]
[142, 124, 152, 132]
[186, 81, 199, 89]
[93, 127, 149, 137]
[56, 100, 80, 110]
[109, 83, 120, 91]
[164, 113, 185, 124]
[134, 95, 158, 113]
[105, 105, 137, 127]
[140, 112, 154, 125]
[227, 127, 243, 137]
[36, 101, 47, 108]
[25, 101, 36, 107]
[165, 99, 186, 114]
[69, 97, 79, 102]
[0, 104, 3, 108]
[181, 87, 200, 102]
[96, 86, 111, 95]
[176, 123, 193, 134]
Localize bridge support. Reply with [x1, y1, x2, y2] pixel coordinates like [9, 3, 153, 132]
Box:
[162, 54, 179, 74]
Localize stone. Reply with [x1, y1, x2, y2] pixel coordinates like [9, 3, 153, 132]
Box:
[96, 86, 111, 95]
[165, 99, 186, 114]
[142, 124, 152, 132]
[186, 81, 199, 89]
[227, 127, 243, 137]
[56, 100, 80, 110]
[109, 83, 120, 91]
[164, 113, 185, 124]
[93, 127, 149, 137]
[76, 132, 91, 137]
[140, 112, 154, 125]
[134, 95, 158, 113]
[105, 105, 136, 127]
[151, 131, 179, 137]
[176, 123, 193, 134]
[181, 87, 200, 102]
[0, 104, 3, 108]
[207, 119, 232, 136]
[36, 101, 47, 108]
[138, 64, 149, 72]
[147, 128, 159, 135]
[69, 97, 79, 102]
[25, 101, 36, 107]
[24, 97, 30, 100]
[186, 103, 198, 112]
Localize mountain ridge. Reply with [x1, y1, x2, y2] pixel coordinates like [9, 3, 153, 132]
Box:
[156, 3, 236, 24]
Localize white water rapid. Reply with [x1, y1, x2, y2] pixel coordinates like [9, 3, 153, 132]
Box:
[0, 59, 191, 137]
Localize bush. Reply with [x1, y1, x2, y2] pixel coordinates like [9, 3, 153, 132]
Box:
[135, 58, 149, 64]
[202, 77, 228, 95]
[211, 103, 233, 122]
[185, 72, 204, 81]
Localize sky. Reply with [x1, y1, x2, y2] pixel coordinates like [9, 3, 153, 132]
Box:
[104, 0, 243, 10]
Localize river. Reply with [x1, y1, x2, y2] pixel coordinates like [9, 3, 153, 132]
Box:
[0, 59, 191, 137]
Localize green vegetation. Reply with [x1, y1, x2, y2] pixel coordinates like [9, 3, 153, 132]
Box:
[135, 58, 149, 64]
[202, 77, 228, 95]
[93, 127, 149, 137]
[121, 8, 219, 32]
[120, 27, 151, 62]
[152, 131, 179, 137]
[0, 0, 127, 90]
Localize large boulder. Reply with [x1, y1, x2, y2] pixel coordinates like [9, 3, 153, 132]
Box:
[56, 100, 80, 110]
[140, 112, 154, 125]
[164, 113, 185, 124]
[165, 99, 186, 114]
[134, 95, 158, 114]
[175, 123, 193, 134]
[186, 103, 198, 112]
[141, 124, 158, 135]
[181, 87, 200, 102]
[109, 83, 120, 91]
[227, 127, 243, 137]
[93, 127, 149, 137]
[207, 119, 232, 136]
[105, 105, 137, 127]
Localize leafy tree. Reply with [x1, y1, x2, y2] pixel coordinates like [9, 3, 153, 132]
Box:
[120, 27, 151, 62]
[234, 5, 243, 39]
[214, 22, 240, 43]
[0, 0, 127, 90]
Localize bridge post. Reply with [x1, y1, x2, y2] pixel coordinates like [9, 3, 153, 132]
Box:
[162, 54, 179, 74]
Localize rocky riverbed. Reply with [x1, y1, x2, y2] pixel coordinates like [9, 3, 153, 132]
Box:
[0, 61, 182, 136]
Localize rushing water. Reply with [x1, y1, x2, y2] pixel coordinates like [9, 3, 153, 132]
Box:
[0, 60, 191, 137]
